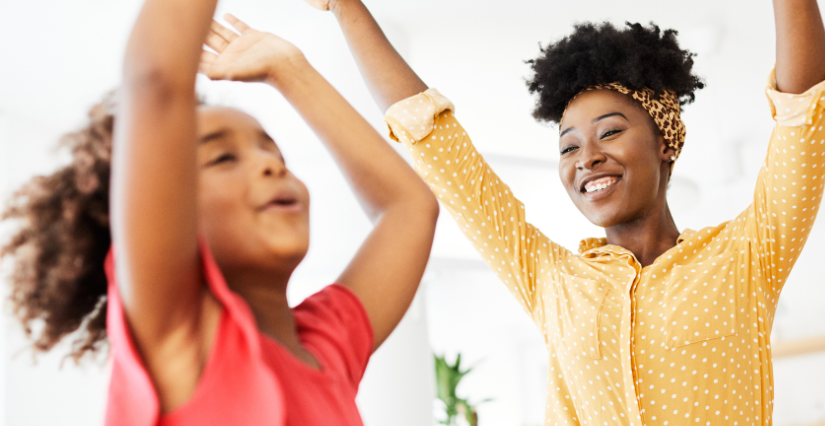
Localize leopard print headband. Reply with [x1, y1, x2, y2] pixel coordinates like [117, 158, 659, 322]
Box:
[562, 83, 686, 165]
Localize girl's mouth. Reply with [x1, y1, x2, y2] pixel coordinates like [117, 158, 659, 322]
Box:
[259, 191, 302, 213]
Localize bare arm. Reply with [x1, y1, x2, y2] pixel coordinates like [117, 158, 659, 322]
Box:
[325, 0, 427, 111]
[273, 53, 438, 351]
[202, 17, 439, 350]
[739, 1, 825, 295]
[307, 0, 569, 317]
[111, 0, 218, 411]
[773, 0, 825, 93]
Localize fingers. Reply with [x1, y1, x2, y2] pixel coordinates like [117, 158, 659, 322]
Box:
[205, 31, 230, 53]
[198, 50, 223, 79]
[199, 50, 218, 67]
[211, 20, 239, 42]
[206, 20, 239, 53]
[224, 14, 252, 34]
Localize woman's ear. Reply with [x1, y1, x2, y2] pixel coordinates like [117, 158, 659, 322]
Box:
[658, 137, 676, 181]
[658, 135, 674, 162]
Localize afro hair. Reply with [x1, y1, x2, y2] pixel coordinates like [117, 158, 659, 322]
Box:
[526, 22, 705, 124]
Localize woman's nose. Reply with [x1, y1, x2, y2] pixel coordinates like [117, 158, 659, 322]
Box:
[577, 143, 606, 170]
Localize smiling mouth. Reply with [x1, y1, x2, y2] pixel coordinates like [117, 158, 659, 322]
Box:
[260, 194, 301, 212]
[582, 176, 619, 193]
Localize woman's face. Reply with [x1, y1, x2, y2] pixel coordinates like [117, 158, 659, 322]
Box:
[195, 106, 310, 277]
[558, 90, 671, 228]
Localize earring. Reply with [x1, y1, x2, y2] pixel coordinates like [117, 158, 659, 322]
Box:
[670, 155, 676, 161]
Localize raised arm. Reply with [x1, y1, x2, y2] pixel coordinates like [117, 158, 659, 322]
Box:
[111, 0, 218, 412]
[305, 0, 572, 318]
[201, 17, 439, 350]
[773, 0, 825, 94]
[318, 0, 427, 111]
[739, 1, 825, 294]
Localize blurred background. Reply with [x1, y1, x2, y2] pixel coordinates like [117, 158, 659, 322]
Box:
[1, 0, 825, 425]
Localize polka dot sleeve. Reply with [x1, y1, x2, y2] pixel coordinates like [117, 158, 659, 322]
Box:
[743, 69, 825, 294]
[385, 90, 571, 318]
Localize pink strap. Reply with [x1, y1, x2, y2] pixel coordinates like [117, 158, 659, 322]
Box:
[104, 240, 286, 426]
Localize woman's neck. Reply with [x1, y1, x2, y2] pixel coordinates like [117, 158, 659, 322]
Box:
[604, 203, 680, 267]
[225, 268, 320, 368]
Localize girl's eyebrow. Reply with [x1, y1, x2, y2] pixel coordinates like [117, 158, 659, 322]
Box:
[200, 129, 230, 144]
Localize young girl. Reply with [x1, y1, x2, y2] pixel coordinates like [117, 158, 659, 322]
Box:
[301, 0, 825, 425]
[0, 0, 438, 424]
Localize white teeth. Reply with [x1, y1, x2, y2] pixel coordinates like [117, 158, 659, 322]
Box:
[585, 179, 616, 193]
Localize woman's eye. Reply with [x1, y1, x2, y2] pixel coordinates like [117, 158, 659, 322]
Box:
[209, 153, 236, 165]
[601, 129, 623, 138]
[561, 146, 578, 155]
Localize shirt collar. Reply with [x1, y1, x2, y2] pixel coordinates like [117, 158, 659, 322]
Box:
[675, 228, 696, 244]
[578, 229, 696, 256]
[578, 237, 609, 254]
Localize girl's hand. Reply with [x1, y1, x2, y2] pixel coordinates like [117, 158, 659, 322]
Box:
[200, 15, 306, 84]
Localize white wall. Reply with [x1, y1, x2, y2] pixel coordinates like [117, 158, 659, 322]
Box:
[2, 0, 824, 425]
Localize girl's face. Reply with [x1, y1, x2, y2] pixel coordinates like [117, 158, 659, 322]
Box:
[195, 106, 310, 278]
[558, 90, 672, 228]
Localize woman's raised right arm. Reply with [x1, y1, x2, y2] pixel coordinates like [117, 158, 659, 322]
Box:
[326, 0, 427, 111]
[111, 0, 219, 411]
[319, 0, 571, 316]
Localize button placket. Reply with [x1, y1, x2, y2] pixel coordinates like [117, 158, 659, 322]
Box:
[623, 254, 645, 426]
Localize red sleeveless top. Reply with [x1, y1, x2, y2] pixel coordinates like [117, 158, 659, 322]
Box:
[104, 242, 374, 426]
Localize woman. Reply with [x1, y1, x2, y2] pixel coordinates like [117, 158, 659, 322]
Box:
[0, 0, 438, 424]
[300, 0, 825, 425]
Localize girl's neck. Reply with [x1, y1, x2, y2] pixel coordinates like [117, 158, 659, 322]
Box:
[604, 202, 680, 267]
[225, 269, 320, 369]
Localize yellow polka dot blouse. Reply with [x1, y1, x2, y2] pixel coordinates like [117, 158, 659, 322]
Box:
[384, 69, 825, 426]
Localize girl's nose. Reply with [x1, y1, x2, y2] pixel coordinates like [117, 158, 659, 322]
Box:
[261, 156, 287, 178]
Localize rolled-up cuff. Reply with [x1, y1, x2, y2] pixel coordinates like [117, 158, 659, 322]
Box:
[766, 67, 825, 127]
[384, 88, 455, 144]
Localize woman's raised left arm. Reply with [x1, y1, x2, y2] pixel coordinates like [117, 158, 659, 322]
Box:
[773, 0, 825, 93]
[738, 2, 825, 296]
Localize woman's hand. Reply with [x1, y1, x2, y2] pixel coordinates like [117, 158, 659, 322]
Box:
[301, 0, 331, 11]
[200, 15, 306, 84]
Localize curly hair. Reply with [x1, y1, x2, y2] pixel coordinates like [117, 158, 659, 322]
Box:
[526, 22, 705, 124]
[1, 94, 115, 362]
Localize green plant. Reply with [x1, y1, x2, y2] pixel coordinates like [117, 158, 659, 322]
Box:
[433, 353, 489, 426]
